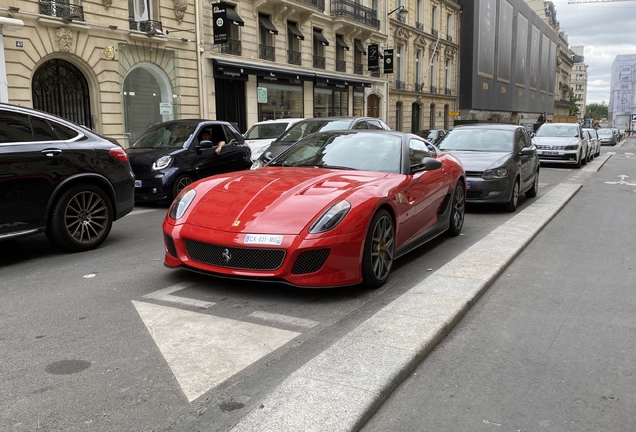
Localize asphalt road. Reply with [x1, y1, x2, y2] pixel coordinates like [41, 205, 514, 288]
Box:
[362, 141, 636, 431]
[0, 156, 595, 432]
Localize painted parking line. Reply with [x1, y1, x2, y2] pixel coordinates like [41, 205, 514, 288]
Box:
[250, 311, 319, 328]
[143, 282, 215, 309]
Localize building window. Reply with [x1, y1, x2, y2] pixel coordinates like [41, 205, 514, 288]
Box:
[445, 59, 451, 92]
[416, 0, 423, 29]
[431, 6, 438, 35]
[257, 81, 304, 121]
[287, 21, 303, 66]
[259, 14, 277, 61]
[446, 14, 452, 41]
[416, 50, 422, 91]
[314, 87, 348, 117]
[429, 53, 437, 92]
[396, 44, 404, 85]
[353, 87, 364, 116]
[313, 28, 328, 69]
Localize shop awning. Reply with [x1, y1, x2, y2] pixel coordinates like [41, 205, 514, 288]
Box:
[354, 40, 366, 55]
[313, 30, 329, 46]
[336, 35, 350, 51]
[288, 23, 305, 40]
[226, 7, 244, 26]
[314, 73, 372, 88]
[259, 15, 278, 35]
[213, 59, 314, 82]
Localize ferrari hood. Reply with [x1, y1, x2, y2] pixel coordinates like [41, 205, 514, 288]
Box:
[443, 151, 511, 172]
[186, 168, 387, 235]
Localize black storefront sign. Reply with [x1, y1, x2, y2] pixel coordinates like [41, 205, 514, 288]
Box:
[213, 2, 228, 44]
[368, 44, 379, 71]
[383, 49, 394, 74]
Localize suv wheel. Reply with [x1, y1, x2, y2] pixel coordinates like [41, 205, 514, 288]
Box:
[46, 184, 113, 252]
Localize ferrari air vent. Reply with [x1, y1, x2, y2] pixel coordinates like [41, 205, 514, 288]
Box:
[291, 249, 331, 274]
[164, 233, 177, 257]
[184, 239, 285, 270]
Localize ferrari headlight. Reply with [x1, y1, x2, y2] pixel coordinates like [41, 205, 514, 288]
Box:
[482, 167, 508, 180]
[169, 189, 196, 220]
[309, 201, 351, 234]
[152, 155, 173, 170]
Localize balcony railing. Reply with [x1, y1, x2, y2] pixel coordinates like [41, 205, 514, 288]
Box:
[259, 45, 275, 61]
[446, 34, 453, 42]
[430, 85, 438, 94]
[445, 87, 452, 95]
[288, 50, 301, 65]
[313, 55, 326, 69]
[396, 81, 406, 90]
[331, 0, 380, 29]
[129, 19, 163, 33]
[431, 29, 438, 37]
[416, 22, 424, 31]
[221, 39, 242, 56]
[354, 63, 363, 75]
[296, 0, 325, 11]
[39, 0, 84, 21]
[336, 60, 346, 72]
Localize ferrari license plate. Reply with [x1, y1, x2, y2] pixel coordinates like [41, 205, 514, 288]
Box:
[244, 234, 283, 245]
[135, 180, 142, 188]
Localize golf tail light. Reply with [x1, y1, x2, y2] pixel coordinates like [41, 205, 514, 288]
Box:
[309, 201, 351, 234]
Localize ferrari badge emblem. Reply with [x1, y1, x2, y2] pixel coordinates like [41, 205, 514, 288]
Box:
[232, 220, 240, 226]
[222, 248, 232, 262]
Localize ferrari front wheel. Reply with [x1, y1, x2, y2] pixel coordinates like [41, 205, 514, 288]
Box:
[446, 182, 465, 236]
[362, 209, 394, 289]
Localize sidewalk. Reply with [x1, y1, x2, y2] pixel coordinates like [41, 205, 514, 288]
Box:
[227, 174, 592, 430]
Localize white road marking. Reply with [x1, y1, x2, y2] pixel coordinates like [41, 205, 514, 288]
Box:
[129, 208, 162, 216]
[250, 311, 319, 328]
[143, 282, 214, 309]
[132, 301, 300, 402]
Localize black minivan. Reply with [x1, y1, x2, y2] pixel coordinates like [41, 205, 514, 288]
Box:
[126, 120, 252, 203]
[0, 103, 135, 251]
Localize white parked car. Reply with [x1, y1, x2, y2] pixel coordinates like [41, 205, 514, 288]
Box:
[532, 123, 588, 168]
[243, 118, 305, 161]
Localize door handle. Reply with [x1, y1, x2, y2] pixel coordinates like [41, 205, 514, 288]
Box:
[42, 149, 63, 157]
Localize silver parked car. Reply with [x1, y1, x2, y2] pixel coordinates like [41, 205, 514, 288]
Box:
[583, 128, 600, 158]
[597, 128, 617, 146]
[532, 123, 588, 168]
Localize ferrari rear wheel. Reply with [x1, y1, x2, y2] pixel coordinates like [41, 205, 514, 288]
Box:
[362, 209, 394, 289]
[446, 182, 465, 236]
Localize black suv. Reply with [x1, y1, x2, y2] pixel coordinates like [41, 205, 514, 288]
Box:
[126, 120, 252, 203]
[0, 103, 135, 251]
[252, 116, 390, 168]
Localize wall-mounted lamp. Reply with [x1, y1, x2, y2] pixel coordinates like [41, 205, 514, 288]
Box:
[147, 28, 164, 37]
[108, 25, 118, 30]
[181, 37, 189, 42]
[165, 29, 194, 35]
[387, 5, 408, 17]
[8, 6, 20, 17]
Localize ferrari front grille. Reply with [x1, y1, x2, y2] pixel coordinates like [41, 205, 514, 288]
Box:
[184, 239, 286, 270]
[291, 249, 331, 275]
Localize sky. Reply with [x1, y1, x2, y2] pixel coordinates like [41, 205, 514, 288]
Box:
[551, 0, 636, 105]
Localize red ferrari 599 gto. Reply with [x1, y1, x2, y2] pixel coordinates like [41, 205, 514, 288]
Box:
[162, 130, 465, 288]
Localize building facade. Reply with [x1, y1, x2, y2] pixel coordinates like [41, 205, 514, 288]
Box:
[609, 54, 636, 132]
[570, 44, 587, 121]
[1, 0, 202, 147]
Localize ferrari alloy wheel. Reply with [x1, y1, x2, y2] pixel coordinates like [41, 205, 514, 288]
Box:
[446, 183, 465, 236]
[362, 209, 394, 289]
[46, 184, 113, 252]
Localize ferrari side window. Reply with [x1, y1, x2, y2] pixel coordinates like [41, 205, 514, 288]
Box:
[408, 139, 431, 165]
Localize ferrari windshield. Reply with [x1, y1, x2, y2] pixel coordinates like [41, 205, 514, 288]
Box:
[244, 122, 289, 140]
[269, 132, 402, 173]
[535, 124, 579, 137]
[437, 128, 514, 152]
[276, 120, 353, 143]
[131, 123, 196, 149]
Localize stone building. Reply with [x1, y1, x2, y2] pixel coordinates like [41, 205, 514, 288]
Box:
[570, 44, 587, 121]
[1, 0, 202, 147]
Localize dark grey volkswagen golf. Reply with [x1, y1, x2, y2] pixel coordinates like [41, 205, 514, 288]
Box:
[436, 124, 540, 212]
[0, 103, 135, 251]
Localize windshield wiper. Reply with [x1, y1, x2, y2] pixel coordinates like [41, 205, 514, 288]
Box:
[318, 164, 357, 170]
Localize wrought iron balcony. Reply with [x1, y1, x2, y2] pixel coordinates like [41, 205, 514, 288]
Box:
[296, 0, 325, 11]
[39, 0, 84, 21]
[313, 55, 326, 69]
[288, 50, 301, 65]
[129, 19, 163, 33]
[432, 29, 438, 37]
[445, 87, 452, 95]
[446, 34, 452, 42]
[259, 45, 275, 61]
[354, 63, 363, 75]
[396, 81, 406, 90]
[336, 60, 347, 72]
[416, 22, 424, 31]
[221, 39, 242, 56]
[331, 0, 380, 29]
[430, 85, 438, 94]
